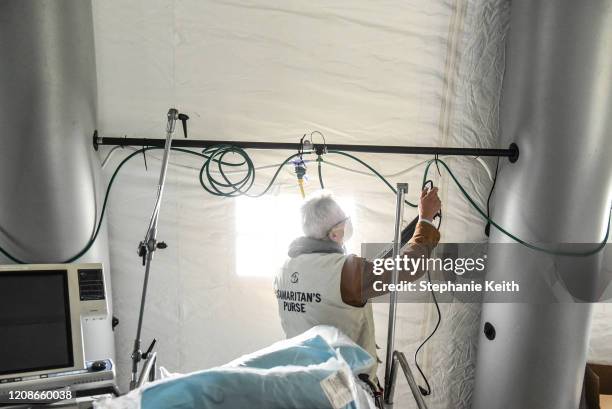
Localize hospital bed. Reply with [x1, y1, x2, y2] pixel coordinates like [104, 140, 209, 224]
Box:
[95, 326, 378, 409]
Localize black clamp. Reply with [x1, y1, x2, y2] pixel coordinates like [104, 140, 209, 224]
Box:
[178, 113, 189, 138]
[137, 239, 168, 266]
[142, 338, 157, 360]
[314, 144, 327, 156]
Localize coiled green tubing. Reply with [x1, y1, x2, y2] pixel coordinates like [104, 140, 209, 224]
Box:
[0, 145, 609, 263]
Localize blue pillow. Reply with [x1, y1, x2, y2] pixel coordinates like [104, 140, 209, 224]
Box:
[226, 326, 375, 376]
[141, 359, 360, 409]
[231, 335, 337, 369]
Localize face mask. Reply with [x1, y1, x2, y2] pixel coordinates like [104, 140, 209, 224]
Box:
[326, 217, 352, 244]
[343, 218, 354, 243]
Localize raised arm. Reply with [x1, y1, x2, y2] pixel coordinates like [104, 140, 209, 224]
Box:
[340, 187, 442, 306]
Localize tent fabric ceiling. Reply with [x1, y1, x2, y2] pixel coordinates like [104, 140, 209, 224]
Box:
[92, 0, 612, 407]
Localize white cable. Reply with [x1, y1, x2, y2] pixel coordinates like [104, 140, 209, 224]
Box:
[474, 156, 494, 182]
[322, 158, 434, 178]
[100, 145, 131, 169]
[101, 146, 494, 181]
[100, 146, 296, 174]
[322, 155, 494, 181]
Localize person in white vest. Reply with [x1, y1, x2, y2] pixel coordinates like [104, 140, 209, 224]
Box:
[274, 188, 441, 382]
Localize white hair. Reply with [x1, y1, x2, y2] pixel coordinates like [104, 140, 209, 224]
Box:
[301, 191, 347, 239]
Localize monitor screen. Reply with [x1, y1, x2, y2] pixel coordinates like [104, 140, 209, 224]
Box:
[0, 270, 74, 376]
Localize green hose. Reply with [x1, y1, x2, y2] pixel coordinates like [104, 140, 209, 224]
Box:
[198, 144, 299, 197]
[326, 150, 418, 208]
[419, 158, 611, 257]
[317, 152, 609, 256]
[0, 148, 199, 264]
[1, 145, 609, 263]
[317, 156, 325, 189]
[0, 146, 296, 264]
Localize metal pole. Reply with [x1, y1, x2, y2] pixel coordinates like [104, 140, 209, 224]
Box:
[386, 352, 400, 405]
[137, 352, 158, 389]
[383, 183, 408, 405]
[129, 108, 179, 390]
[93, 134, 519, 162]
[393, 352, 429, 409]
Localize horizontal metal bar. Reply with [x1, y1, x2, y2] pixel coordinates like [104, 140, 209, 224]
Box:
[93, 132, 519, 161]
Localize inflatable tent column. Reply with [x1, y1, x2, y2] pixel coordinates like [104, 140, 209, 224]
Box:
[472, 1, 612, 408]
[0, 1, 114, 363]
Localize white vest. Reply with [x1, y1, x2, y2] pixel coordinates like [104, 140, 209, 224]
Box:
[274, 252, 378, 378]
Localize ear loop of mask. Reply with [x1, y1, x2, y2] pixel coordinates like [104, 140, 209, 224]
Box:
[326, 217, 350, 240]
[343, 218, 354, 241]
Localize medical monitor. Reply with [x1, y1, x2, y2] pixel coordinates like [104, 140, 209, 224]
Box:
[0, 263, 108, 384]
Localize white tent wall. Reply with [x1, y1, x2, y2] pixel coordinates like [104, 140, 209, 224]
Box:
[412, 2, 510, 407]
[90, 0, 612, 407]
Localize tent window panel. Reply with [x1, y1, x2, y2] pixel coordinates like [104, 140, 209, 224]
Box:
[235, 194, 355, 277]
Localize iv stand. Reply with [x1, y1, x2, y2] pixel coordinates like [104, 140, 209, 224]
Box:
[383, 183, 429, 409]
[129, 108, 179, 390]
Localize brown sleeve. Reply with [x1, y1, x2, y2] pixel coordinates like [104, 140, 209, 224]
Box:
[409, 221, 441, 245]
[340, 221, 440, 307]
